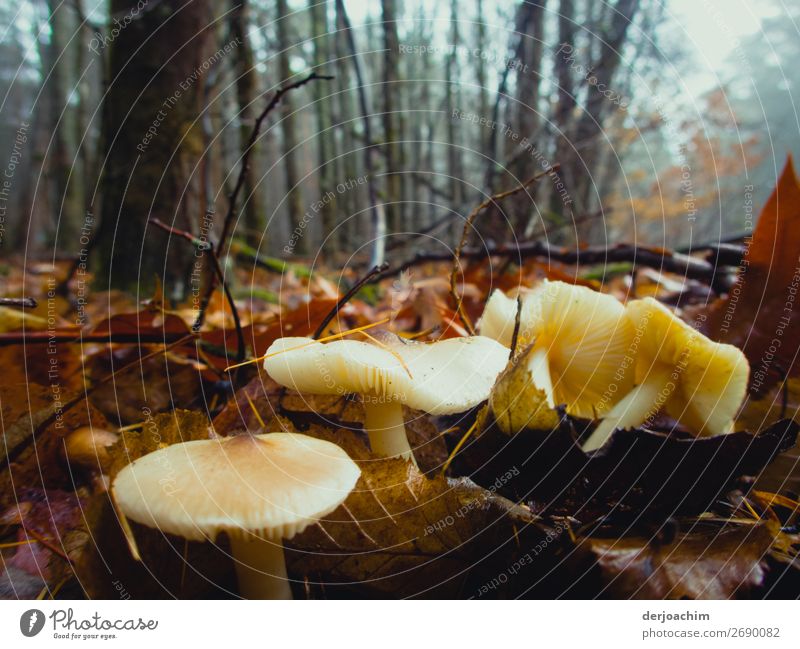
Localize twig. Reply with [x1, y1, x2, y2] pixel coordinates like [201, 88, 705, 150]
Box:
[0, 297, 37, 308]
[377, 239, 733, 290]
[0, 331, 191, 347]
[312, 263, 388, 339]
[195, 72, 333, 328]
[450, 166, 558, 334]
[509, 296, 523, 359]
[149, 218, 246, 364]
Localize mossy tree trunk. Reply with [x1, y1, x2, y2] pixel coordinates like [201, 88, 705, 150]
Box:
[94, 0, 215, 295]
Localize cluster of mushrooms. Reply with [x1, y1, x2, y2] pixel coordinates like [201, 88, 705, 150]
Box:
[109, 280, 749, 599]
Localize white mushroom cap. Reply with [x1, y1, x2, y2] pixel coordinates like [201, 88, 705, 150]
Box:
[477, 289, 537, 347]
[627, 298, 749, 436]
[264, 334, 509, 415]
[111, 433, 360, 542]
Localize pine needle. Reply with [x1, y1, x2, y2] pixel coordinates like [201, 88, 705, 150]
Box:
[0, 538, 43, 549]
[245, 392, 266, 429]
[224, 317, 392, 371]
[359, 330, 413, 379]
[441, 419, 479, 475]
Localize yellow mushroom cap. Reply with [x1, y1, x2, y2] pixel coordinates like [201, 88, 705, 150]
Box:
[111, 433, 360, 542]
[479, 281, 635, 417]
[626, 298, 749, 436]
[264, 334, 509, 415]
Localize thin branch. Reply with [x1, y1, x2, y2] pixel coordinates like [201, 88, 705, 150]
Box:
[312, 262, 389, 339]
[450, 166, 558, 334]
[195, 71, 333, 328]
[149, 218, 246, 364]
[0, 297, 37, 308]
[0, 331, 191, 347]
[509, 296, 523, 359]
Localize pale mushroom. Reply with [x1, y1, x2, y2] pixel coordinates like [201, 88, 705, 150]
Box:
[476, 289, 537, 347]
[264, 334, 509, 461]
[63, 426, 118, 473]
[582, 297, 749, 451]
[478, 281, 635, 419]
[111, 432, 360, 599]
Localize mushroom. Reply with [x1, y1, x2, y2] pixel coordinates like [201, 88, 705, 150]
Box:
[478, 281, 635, 419]
[476, 289, 537, 347]
[62, 426, 119, 492]
[264, 334, 509, 461]
[63, 426, 118, 472]
[582, 297, 749, 451]
[111, 432, 360, 599]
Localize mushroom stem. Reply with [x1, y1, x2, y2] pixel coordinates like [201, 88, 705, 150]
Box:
[363, 400, 416, 463]
[230, 536, 292, 600]
[582, 365, 676, 452]
[528, 346, 555, 408]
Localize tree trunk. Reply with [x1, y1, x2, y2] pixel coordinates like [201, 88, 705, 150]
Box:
[381, 0, 405, 234]
[310, 0, 339, 259]
[94, 0, 215, 294]
[570, 0, 640, 236]
[46, 0, 82, 247]
[511, 0, 545, 232]
[332, 1, 358, 252]
[276, 0, 306, 255]
[230, 0, 263, 247]
[445, 0, 463, 244]
[548, 0, 578, 229]
[335, 0, 383, 266]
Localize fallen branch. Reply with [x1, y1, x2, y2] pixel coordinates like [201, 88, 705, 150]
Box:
[149, 218, 246, 364]
[377, 240, 736, 289]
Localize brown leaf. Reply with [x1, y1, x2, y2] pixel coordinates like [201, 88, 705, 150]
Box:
[576, 521, 773, 598]
[85, 346, 208, 425]
[0, 488, 88, 599]
[287, 458, 558, 598]
[705, 157, 800, 392]
[0, 384, 111, 500]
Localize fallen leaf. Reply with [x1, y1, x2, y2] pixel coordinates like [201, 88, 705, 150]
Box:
[705, 157, 800, 393]
[287, 458, 561, 598]
[575, 520, 773, 598]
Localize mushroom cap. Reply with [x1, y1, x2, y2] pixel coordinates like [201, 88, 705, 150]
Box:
[485, 281, 635, 417]
[625, 297, 749, 435]
[63, 426, 118, 472]
[477, 289, 537, 347]
[111, 433, 360, 542]
[264, 334, 509, 415]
